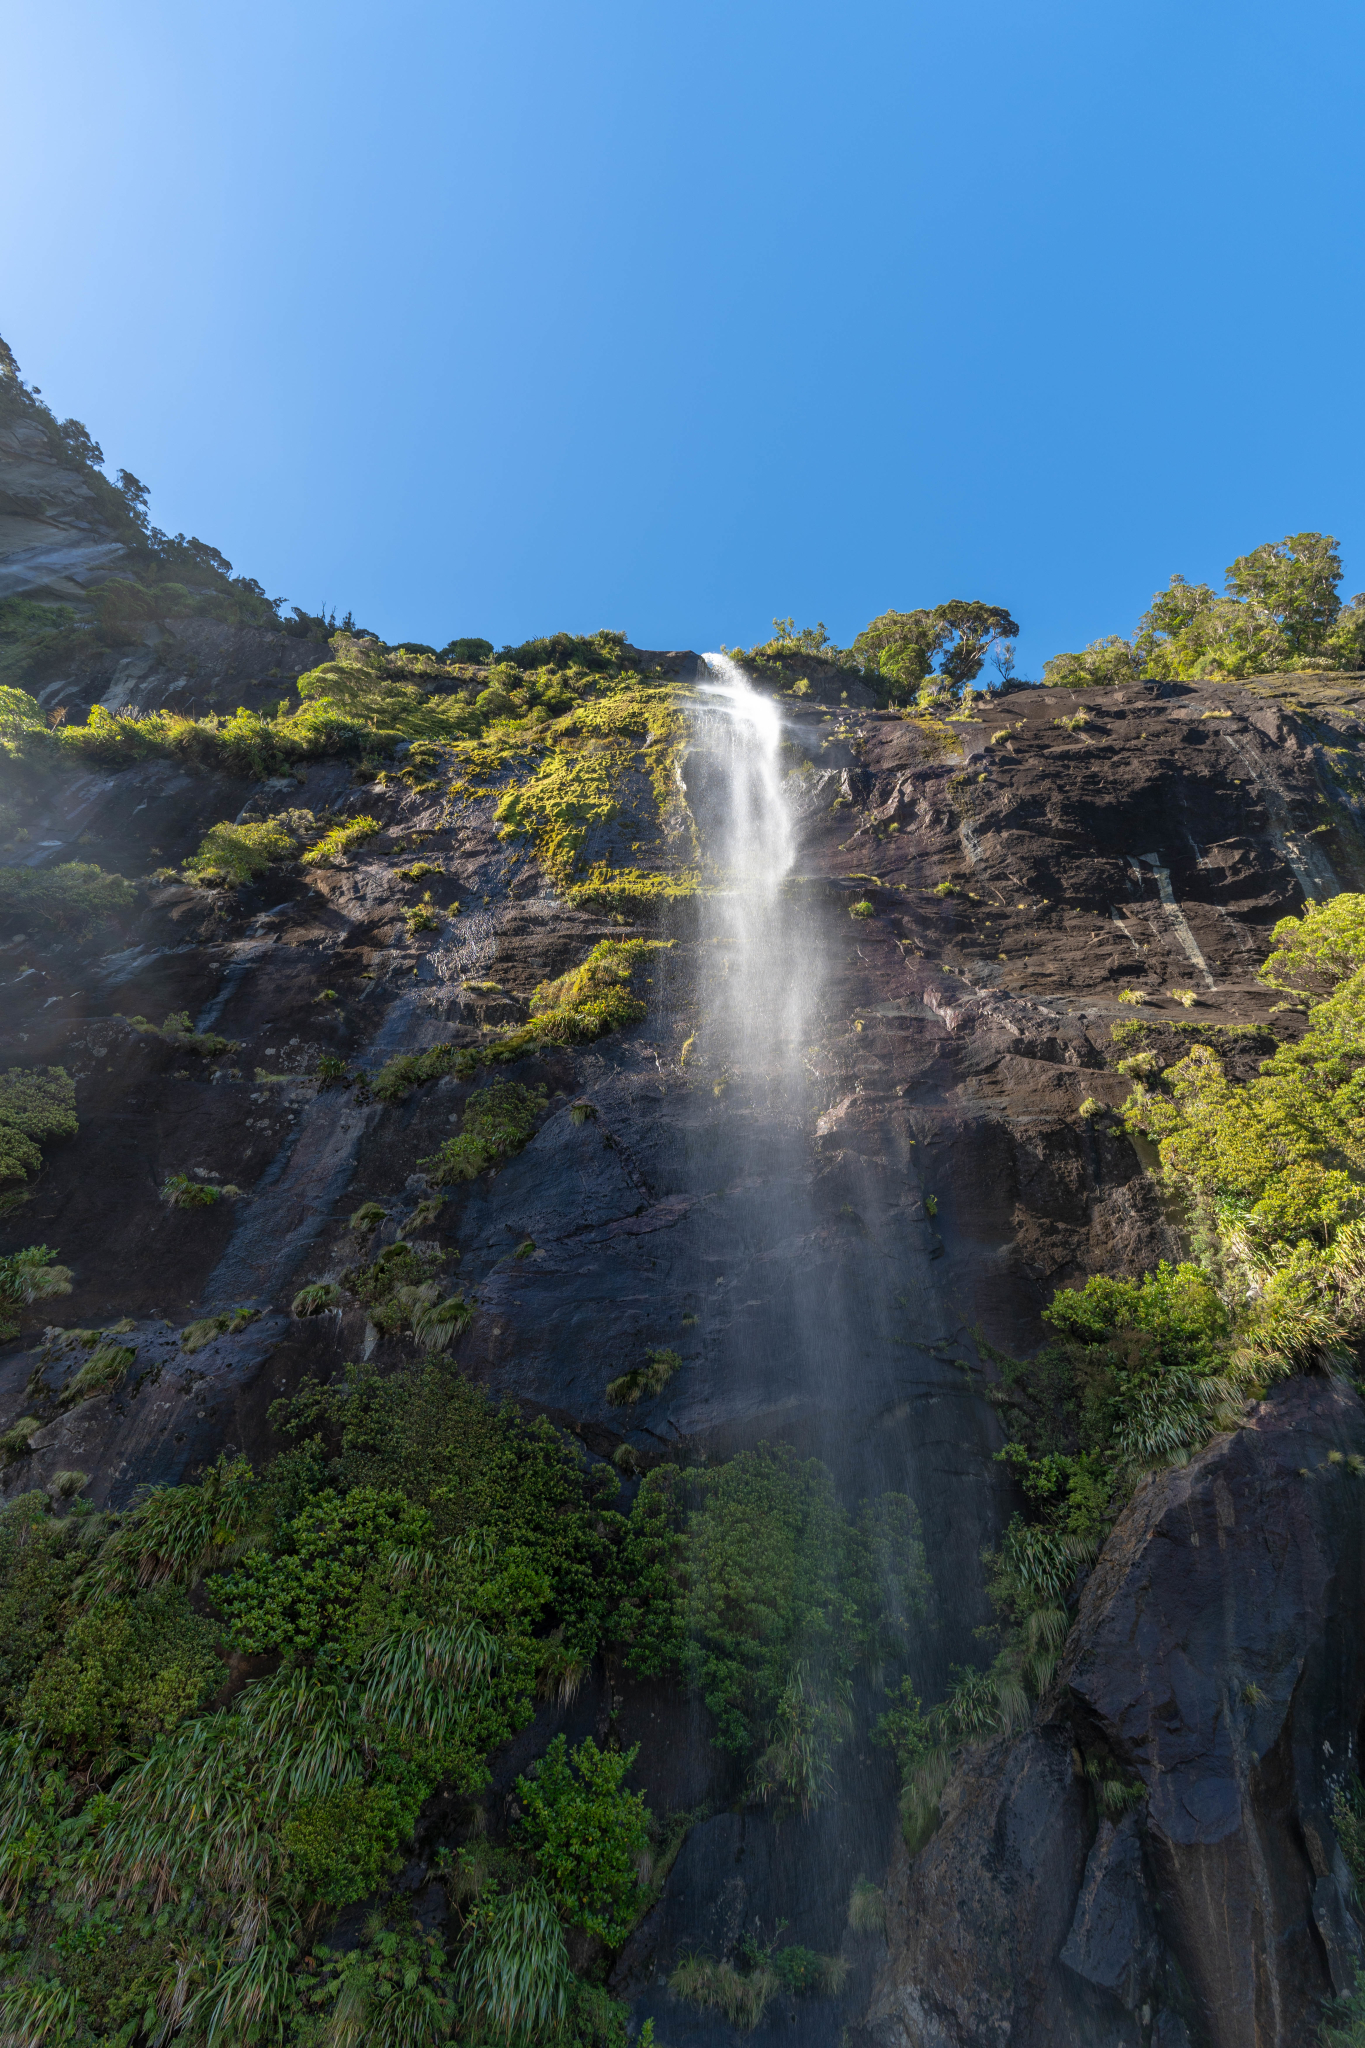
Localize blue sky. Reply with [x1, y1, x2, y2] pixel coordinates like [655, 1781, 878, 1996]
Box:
[4, 1, 1365, 672]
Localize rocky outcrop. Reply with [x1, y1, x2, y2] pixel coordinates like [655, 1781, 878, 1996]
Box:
[865, 1375, 1365, 2047]
[0, 411, 128, 598]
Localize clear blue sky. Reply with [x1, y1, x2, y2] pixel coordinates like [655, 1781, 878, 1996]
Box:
[4, 1, 1365, 672]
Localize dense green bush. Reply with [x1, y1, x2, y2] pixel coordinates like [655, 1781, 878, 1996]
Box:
[0, 860, 136, 934]
[515, 1736, 651, 1941]
[0, 1066, 77, 1188]
[184, 817, 298, 885]
[617, 1445, 927, 1811]
[418, 1082, 546, 1184]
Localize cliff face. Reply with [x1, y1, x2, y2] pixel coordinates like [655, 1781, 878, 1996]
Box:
[866, 1375, 1365, 2048]
[4, 553, 1365, 2038]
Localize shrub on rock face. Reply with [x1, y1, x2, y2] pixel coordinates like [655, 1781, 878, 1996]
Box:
[514, 1735, 651, 1942]
[0, 1067, 77, 1187]
[184, 818, 297, 886]
[418, 1083, 546, 1185]
[0, 861, 136, 934]
[0, 1245, 73, 1341]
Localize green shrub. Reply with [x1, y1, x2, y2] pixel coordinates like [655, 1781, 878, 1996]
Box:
[0, 861, 136, 934]
[21, 1586, 223, 1768]
[606, 1347, 681, 1406]
[372, 1043, 463, 1103]
[850, 899, 874, 918]
[292, 1281, 342, 1316]
[161, 1172, 238, 1208]
[57, 1342, 135, 1407]
[419, 1082, 546, 1184]
[1042, 636, 1142, 689]
[281, 1772, 425, 1905]
[302, 814, 380, 865]
[456, 1879, 572, 2041]
[0, 1066, 77, 1185]
[431, 937, 669, 1078]
[848, 1876, 886, 1934]
[0, 1244, 73, 1340]
[515, 1735, 650, 1941]
[184, 817, 297, 885]
[179, 1307, 258, 1353]
[220, 1485, 432, 1656]
[127, 1009, 238, 1058]
[616, 1446, 928, 1808]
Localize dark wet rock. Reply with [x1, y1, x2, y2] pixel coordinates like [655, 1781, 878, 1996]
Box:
[865, 1376, 1365, 2047]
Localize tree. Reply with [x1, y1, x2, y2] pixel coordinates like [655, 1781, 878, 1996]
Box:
[1042, 636, 1143, 689]
[1223, 531, 1341, 656]
[852, 600, 1019, 704]
[1133, 534, 1348, 680]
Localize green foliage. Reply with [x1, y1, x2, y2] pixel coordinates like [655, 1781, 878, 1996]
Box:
[127, 1008, 238, 1058]
[564, 864, 700, 918]
[161, 1172, 237, 1208]
[996, 1262, 1234, 1542]
[281, 1774, 425, 1906]
[1122, 896, 1365, 1370]
[220, 1487, 432, 1655]
[850, 898, 874, 918]
[0, 860, 136, 934]
[848, 1876, 886, 1934]
[185, 818, 298, 886]
[418, 1083, 545, 1184]
[0, 1236, 72, 1335]
[456, 1878, 572, 2041]
[1333, 1775, 1365, 1900]
[180, 1307, 259, 1353]
[670, 1942, 847, 2030]
[1322, 1970, 1365, 2048]
[0, 1066, 77, 1187]
[616, 1447, 928, 1808]
[1042, 635, 1143, 688]
[605, 1348, 680, 1406]
[58, 1342, 136, 1408]
[292, 1281, 343, 1316]
[852, 601, 1019, 704]
[372, 1044, 466, 1104]
[515, 1736, 650, 1941]
[1058, 530, 1365, 685]
[302, 813, 381, 866]
[22, 1585, 223, 1769]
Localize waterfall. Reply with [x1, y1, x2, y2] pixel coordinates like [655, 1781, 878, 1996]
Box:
[689, 653, 816, 1100]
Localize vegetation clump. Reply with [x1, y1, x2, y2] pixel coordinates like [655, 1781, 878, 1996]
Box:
[419, 1083, 546, 1185]
[606, 1348, 681, 1406]
[160, 1172, 240, 1208]
[126, 1009, 238, 1058]
[184, 817, 299, 885]
[851, 601, 1019, 708]
[0, 1066, 77, 1187]
[1044, 530, 1365, 685]
[617, 1445, 928, 1814]
[301, 813, 381, 866]
[0, 1245, 73, 1340]
[0, 861, 136, 935]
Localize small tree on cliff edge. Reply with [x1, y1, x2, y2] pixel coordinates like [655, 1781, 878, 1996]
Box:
[852, 601, 1019, 706]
